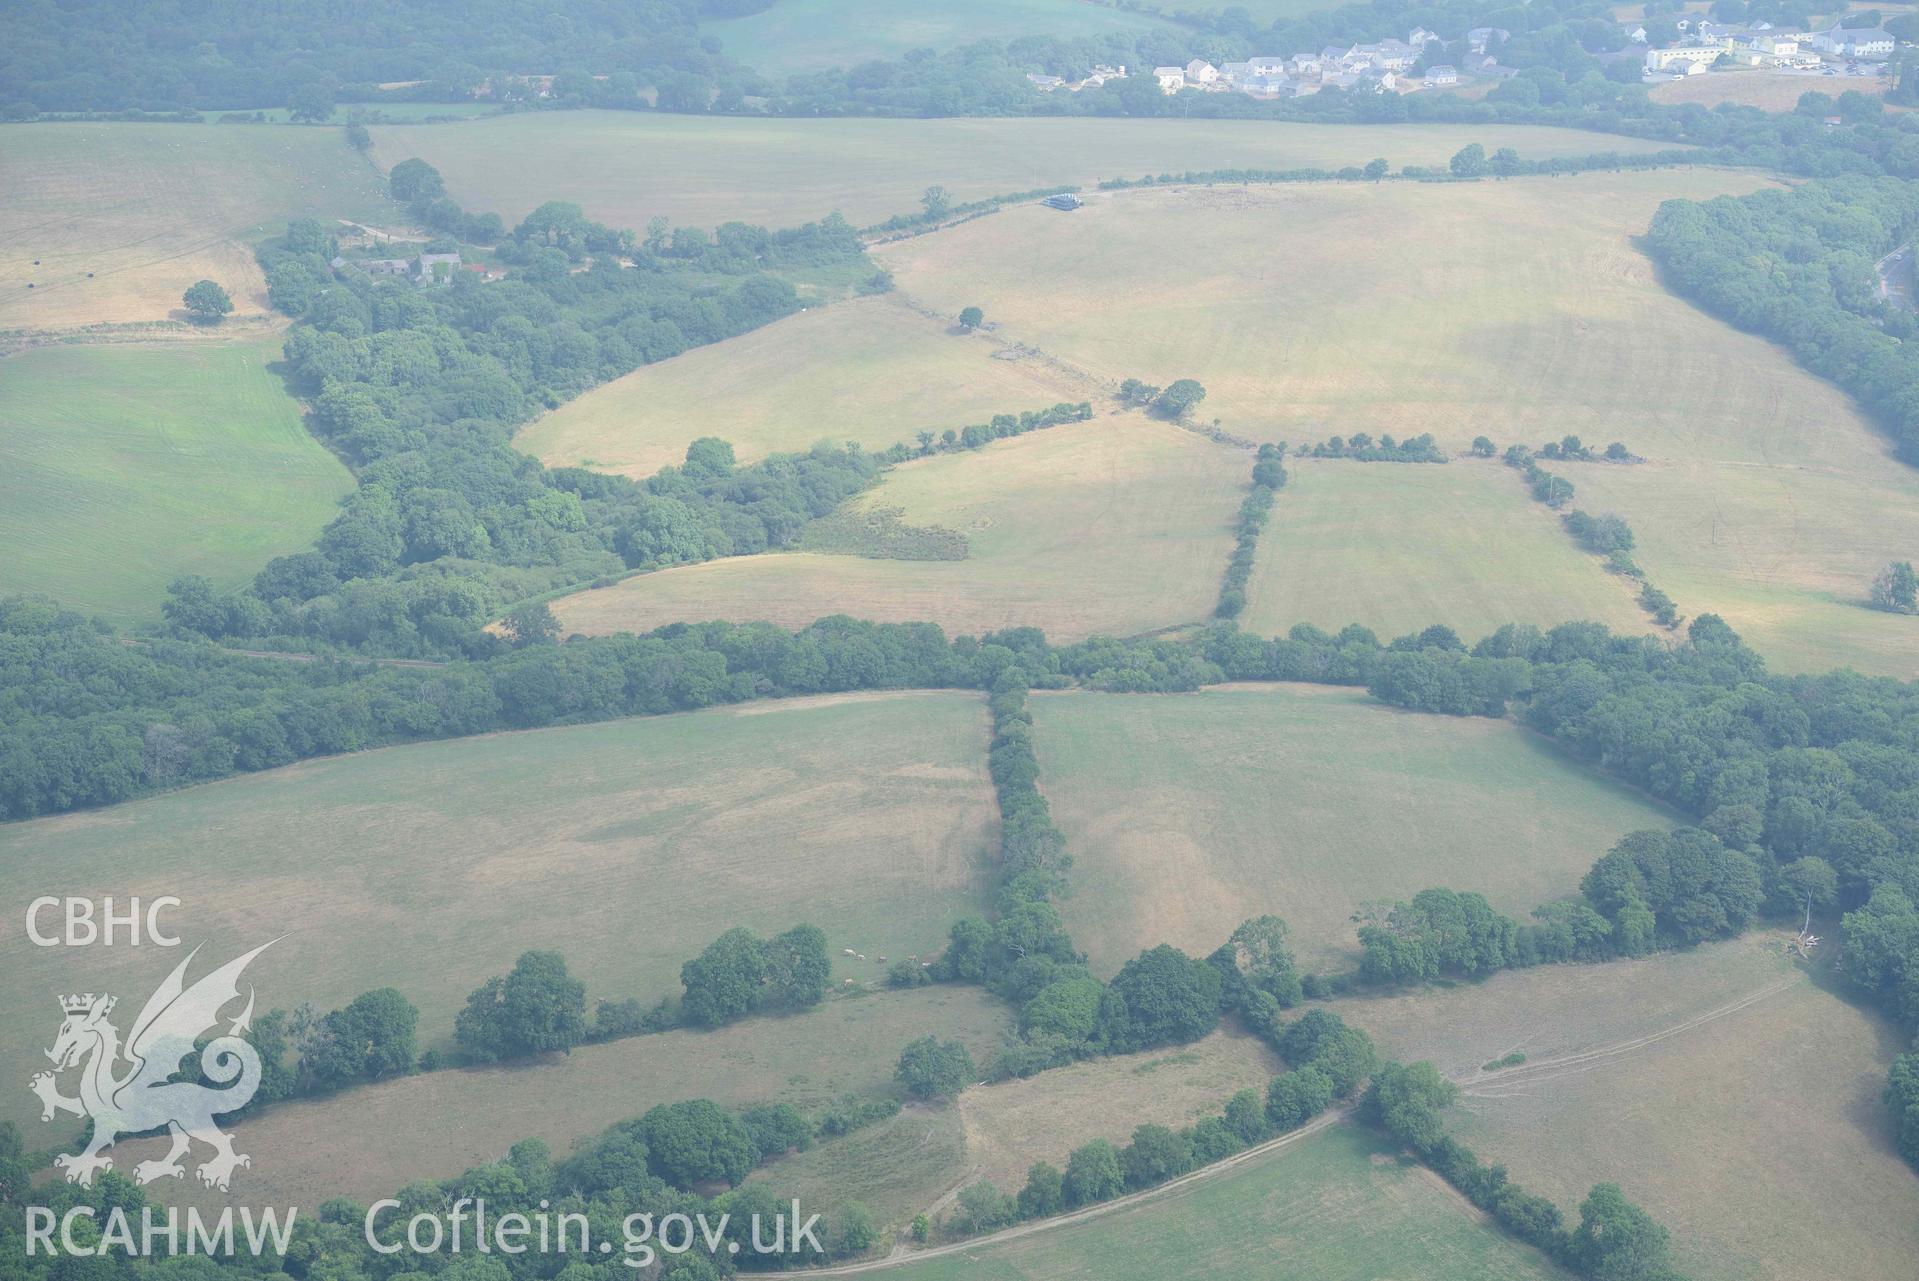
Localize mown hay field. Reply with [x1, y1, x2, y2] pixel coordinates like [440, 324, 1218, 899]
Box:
[1562, 453, 1919, 676]
[1336, 935, 1919, 1281]
[0, 123, 391, 329]
[872, 171, 1787, 446]
[548, 415, 1245, 641]
[365, 113, 1690, 231]
[1027, 684, 1675, 972]
[515, 293, 1089, 477]
[878, 171, 1919, 674]
[0, 692, 997, 1133]
[1241, 458, 1649, 641]
[0, 339, 354, 623]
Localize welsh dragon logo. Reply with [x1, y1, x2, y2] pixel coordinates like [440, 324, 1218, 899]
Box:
[30, 941, 274, 1191]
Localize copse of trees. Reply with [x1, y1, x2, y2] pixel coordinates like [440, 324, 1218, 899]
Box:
[179, 195, 873, 663]
[679, 923, 832, 1027]
[453, 949, 587, 1062]
[895, 1036, 976, 1101]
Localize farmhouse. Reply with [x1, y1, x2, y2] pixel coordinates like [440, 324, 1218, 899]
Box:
[1153, 65, 1185, 92]
[1425, 64, 1459, 86]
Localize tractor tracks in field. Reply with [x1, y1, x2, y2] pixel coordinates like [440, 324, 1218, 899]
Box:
[1461, 970, 1802, 1099]
[796, 966, 1805, 1275]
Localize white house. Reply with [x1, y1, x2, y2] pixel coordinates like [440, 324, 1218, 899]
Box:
[1408, 26, 1442, 47]
[1185, 59, 1220, 83]
[1247, 55, 1288, 75]
[1154, 65, 1185, 92]
[1289, 53, 1323, 76]
[1809, 25, 1889, 55]
[1425, 64, 1459, 86]
[1374, 38, 1419, 68]
[1626, 25, 1648, 43]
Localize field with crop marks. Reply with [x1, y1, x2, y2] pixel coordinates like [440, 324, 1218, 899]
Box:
[1240, 459, 1648, 641]
[1336, 935, 1919, 1281]
[0, 692, 998, 1133]
[365, 114, 1689, 232]
[548, 414, 1245, 641]
[0, 123, 392, 329]
[0, 339, 354, 623]
[883, 1121, 1571, 1280]
[1027, 684, 1675, 973]
[516, 293, 1088, 477]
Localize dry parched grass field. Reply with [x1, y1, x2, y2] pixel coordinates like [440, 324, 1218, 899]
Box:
[874, 171, 1919, 676]
[0, 123, 391, 330]
[1648, 69, 1890, 113]
[366, 114, 1690, 232]
[1336, 935, 1919, 1281]
[127, 986, 1011, 1215]
[515, 293, 1089, 477]
[1027, 684, 1675, 972]
[872, 171, 1788, 446]
[1241, 458, 1649, 641]
[549, 415, 1246, 642]
[0, 692, 998, 1134]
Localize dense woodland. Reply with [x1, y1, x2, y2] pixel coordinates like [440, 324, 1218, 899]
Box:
[1648, 175, 1919, 460]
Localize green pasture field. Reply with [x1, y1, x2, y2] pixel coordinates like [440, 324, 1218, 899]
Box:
[0, 122, 391, 329]
[547, 414, 1245, 641]
[1336, 934, 1919, 1281]
[1241, 458, 1648, 641]
[515, 293, 1089, 477]
[0, 691, 999, 1134]
[364, 113, 1689, 232]
[884, 1121, 1570, 1280]
[0, 339, 354, 623]
[699, 0, 1176, 75]
[1027, 684, 1675, 973]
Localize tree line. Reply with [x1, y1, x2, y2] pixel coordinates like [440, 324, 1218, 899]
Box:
[1215, 444, 1287, 619]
